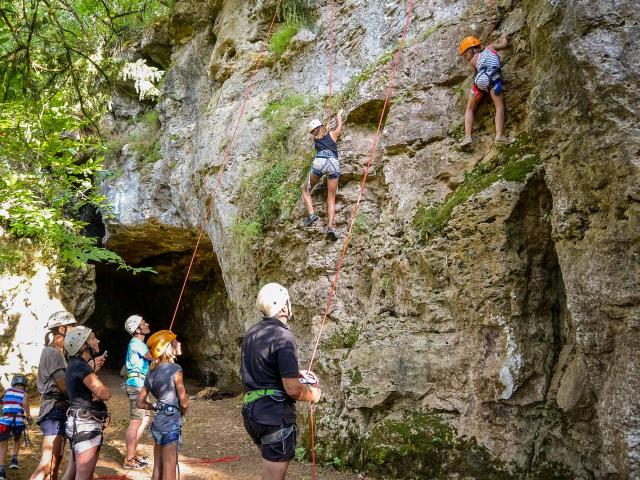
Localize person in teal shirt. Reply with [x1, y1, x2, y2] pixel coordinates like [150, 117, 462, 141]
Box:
[123, 315, 153, 470]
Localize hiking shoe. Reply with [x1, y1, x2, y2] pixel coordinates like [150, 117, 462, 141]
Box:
[9, 457, 19, 469]
[459, 136, 473, 149]
[123, 458, 146, 470]
[326, 227, 339, 242]
[494, 136, 515, 145]
[303, 213, 319, 227]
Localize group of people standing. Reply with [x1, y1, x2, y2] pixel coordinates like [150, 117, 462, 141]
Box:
[0, 311, 186, 480]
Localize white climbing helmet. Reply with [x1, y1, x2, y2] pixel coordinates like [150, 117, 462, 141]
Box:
[308, 119, 323, 133]
[256, 282, 292, 318]
[124, 314, 143, 335]
[64, 326, 92, 356]
[46, 311, 77, 329]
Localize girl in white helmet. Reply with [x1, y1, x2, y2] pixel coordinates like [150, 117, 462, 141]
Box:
[63, 326, 111, 480]
[301, 109, 344, 241]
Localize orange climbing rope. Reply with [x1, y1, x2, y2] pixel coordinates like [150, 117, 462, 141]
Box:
[307, 1, 416, 477]
[168, 1, 282, 331]
[326, 0, 335, 126]
[182, 455, 241, 465]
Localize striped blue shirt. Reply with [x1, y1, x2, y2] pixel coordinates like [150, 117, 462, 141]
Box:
[0, 387, 25, 427]
[474, 48, 502, 91]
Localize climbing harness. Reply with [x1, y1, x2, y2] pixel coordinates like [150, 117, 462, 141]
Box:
[66, 408, 110, 461]
[242, 388, 286, 404]
[168, 1, 283, 332]
[305, 1, 416, 477]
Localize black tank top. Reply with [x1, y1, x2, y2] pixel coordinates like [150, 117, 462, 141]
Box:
[314, 133, 338, 158]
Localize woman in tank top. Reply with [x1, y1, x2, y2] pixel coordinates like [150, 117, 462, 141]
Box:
[301, 108, 344, 241]
[136, 330, 188, 480]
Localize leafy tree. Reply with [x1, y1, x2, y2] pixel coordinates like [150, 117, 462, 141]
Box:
[0, 0, 169, 271]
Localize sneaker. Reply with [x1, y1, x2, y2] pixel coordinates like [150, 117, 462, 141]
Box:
[459, 136, 473, 149]
[494, 136, 515, 145]
[326, 227, 339, 242]
[9, 457, 18, 469]
[0, 468, 6, 480]
[123, 458, 146, 470]
[135, 453, 150, 465]
[303, 213, 319, 227]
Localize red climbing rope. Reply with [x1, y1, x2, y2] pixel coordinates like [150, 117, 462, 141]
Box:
[307, 1, 415, 477]
[306, 0, 415, 374]
[168, 1, 282, 331]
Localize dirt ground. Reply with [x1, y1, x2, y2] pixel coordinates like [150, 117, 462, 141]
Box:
[6, 370, 366, 480]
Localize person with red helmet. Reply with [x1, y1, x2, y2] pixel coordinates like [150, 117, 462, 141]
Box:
[458, 35, 514, 148]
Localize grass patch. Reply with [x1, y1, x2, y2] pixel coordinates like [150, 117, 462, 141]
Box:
[413, 134, 540, 240]
[269, 22, 299, 57]
[233, 91, 315, 246]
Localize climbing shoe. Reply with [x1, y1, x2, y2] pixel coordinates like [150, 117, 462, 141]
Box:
[9, 456, 19, 469]
[494, 136, 515, 145]
[459, 136, 473, 149]
[303, 213, 319, 227]
[123, 458, 146, 470]
[326, 227, 339, 242]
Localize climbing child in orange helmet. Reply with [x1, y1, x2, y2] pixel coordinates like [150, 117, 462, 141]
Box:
[458, 35, 514, 148]
[301, 109, 344, 241]
[136, 331, 188, 480]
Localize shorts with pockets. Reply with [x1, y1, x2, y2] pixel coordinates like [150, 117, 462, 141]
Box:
[311, 151, 340, 180]
[38, 407, 67, 437]
[242, 406, 296, 462]
[125, 385, 149, 420]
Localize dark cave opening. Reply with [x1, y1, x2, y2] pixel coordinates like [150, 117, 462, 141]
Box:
[84, 232, 230, 387]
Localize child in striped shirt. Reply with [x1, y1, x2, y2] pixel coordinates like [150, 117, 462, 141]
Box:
[0, 375, 31, 479]
[458, 35, 514, 148]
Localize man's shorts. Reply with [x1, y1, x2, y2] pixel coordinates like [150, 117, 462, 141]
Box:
[124, 385, 148, 420]
[242, 407, 296, 462]
[38, 408, 67, 437]
[0, 423, 24, 442]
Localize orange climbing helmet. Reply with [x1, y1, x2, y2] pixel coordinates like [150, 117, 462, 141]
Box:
[147, 330, 177, 359]
[458, 36, 481, 55]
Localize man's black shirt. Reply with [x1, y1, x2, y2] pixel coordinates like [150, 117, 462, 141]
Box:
[241, 317, 299, 425]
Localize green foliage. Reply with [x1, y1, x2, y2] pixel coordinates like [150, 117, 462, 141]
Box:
[268, 22, 299, 57]
[413, 134, 540, 241]
[352, 212, 375, 237]
[294, 446, 307, 462]
[234, 91, 314, 244]
[280, 0, 314, 26]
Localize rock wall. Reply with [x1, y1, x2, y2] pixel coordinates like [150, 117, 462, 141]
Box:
[100, 0, 639, 477]
[0, 236, 96, 387]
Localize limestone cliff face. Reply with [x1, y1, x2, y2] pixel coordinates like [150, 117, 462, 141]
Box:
[0, 236, 96, 386]
[100, 0, 640, 477]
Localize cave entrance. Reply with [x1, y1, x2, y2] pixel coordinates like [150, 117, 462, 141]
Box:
[85, 230, 232, 388]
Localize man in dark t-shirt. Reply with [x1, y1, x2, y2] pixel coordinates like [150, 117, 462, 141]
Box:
[241, 283, 321, 480]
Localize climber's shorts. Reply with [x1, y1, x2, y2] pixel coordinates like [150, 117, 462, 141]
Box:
[242, 409, 296, 462]
[311, 152, 340, 180]
[150, 424, 182, 447]
[0, 424, 24, 442]
[65, 417, 104, 454]
[39, 408, 67, 437]
[472, 78, 504, 99]
[125, 385, 149, 420]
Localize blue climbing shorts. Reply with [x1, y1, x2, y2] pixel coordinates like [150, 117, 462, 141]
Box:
[39, 408, 67, 437]
[150, 424, 181, 447]
[311, 151, 340, 180]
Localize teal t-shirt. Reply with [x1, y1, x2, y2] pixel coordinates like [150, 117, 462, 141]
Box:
[125, 337, 150, 387]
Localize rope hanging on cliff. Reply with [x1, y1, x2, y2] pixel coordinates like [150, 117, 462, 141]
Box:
[307, 1, 416, 477]
[168, 1, 283, 331]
